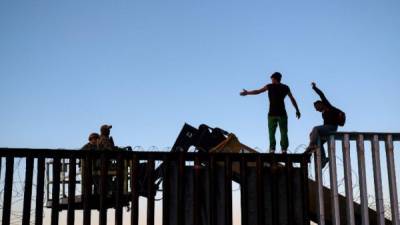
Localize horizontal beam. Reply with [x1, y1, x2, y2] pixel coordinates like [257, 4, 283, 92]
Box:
[326, 132, 400, 141]
[0, 149, 309, 162]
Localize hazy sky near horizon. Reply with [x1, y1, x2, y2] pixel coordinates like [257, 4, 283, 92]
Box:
[1, 0, 399, 151]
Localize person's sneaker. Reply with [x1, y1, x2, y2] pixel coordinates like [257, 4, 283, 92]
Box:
[282, 149, 287, 154]
[305, 145, 317, 154]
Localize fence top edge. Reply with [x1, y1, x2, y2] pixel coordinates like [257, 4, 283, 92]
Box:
[0, 148, 310, 162]
[325, 132, 400, 141]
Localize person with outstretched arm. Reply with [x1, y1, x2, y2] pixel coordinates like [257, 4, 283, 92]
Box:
[306, 82, 346, 167]
[240, 72, 301, 153]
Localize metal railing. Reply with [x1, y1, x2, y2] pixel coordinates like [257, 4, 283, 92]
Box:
[0, 149, 310, 225]
[312, 132, 400, 225]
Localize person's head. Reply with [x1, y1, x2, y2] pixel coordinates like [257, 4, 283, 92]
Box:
[88, 133, 99, 145]
[270, 72, 282, 84]
[100, 124, 112, 136]
[314, 100, 327, 112]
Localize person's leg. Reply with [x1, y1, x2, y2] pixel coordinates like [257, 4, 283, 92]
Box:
[278, 116, 289, 153]
[319, 125, 338, 167]
[308, 125, 324, 148]
[320, 139, 329, 167]
[268, 116, 279, 152]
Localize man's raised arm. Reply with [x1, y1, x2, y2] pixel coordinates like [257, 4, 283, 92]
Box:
[240, 85, 268, 96]
[288, 92, 301, 119]
[312, 82, 332, 107]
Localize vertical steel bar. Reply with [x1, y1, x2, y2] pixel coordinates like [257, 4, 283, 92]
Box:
[99, 154, 108, 225]
[51, 158, 61, 225]
[46, 162, 50, 201]
[162, 156, 170, 225]
[2, 157, 14, 225]
[209, 155, 216, 225]
[62, 158, 66, 198]
[177, 153, 185, 225]
[256, 155, 265, 225]
[356, 134, 370, 225]
[67, 158, 76, 225]
[147, 159, 155, 225]
[131, 155, 139, 225]
[22, 157, 34, 225]
[240, 157, 248, 225]
[286, 157, 294, 225]
[314, 138, 325, 225]
[35, 157, 46, 225]
[385, 134, 400, 225]
[342, 133, 355, 225]
[328, 135, 340, 225]
[225, 157, 233, 225]
[116, 154, 124, 225]
[371, 134, 385, 225]
[193, 156, 200, 225]
[270, 155, 278, 225]
[83, 155, 92, 225]
[301, 158, 310, 225]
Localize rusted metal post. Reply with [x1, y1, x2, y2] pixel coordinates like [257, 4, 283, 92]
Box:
[35, 157, 45, 225]
[22, 157, 34, 225]
[116, 154, 124, 225]
[209, 156, 216, 225]
[286, 157, 294, 225]
[385, 134, 400, 225]
[177, 153, 185, 225]
[67, 158, 76, 225]
[51, 158, 61, 225]
[225, 156, 233, 225]
[147, 159, 155, 225]
[342, 133, 355, 225]
[371, 134, 385, 225]
[328, 135, 340, 225]
[62, 158, 66, 198]
[301, 157, 310, 225]
[314, 138, 325, 225]
[99, 154, 108, 225]
[2, 157, 14, 225]
[131, 155, 139, 225]
[83, 155, 92, 225]
[193, 155, 200, 225]
[256, 155, 265, 225]
[162, 156, 170, 225]
[240, 156, 248, 225]
[356, 134, 370, 225]
[271, 155, 278, 225]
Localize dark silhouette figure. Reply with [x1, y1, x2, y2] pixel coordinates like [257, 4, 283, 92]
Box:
[98, 124, 115, 150]
[81, 133, 99, 150]
[306, 82, 346, 168]
[240, 72, 301, 153]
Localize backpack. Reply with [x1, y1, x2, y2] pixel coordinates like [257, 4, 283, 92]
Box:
[336, 109, 346, 127]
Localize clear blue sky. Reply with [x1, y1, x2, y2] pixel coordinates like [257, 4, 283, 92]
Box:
[1, 0, 399, 151]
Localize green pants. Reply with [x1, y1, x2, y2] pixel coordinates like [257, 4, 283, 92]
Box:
[268, 116, 289, 150]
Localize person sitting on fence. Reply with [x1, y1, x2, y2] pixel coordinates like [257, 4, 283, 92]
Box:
[80, 132, 100, 169]
[98, 124, 116, 150]
[80, 132, 101, 193]
[306, 82, 346, 168]
[81, 133, 100, 151]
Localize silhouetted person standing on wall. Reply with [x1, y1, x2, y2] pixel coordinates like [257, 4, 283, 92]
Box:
[240, 72, 301, 153]
[306, 82, 346, 168]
